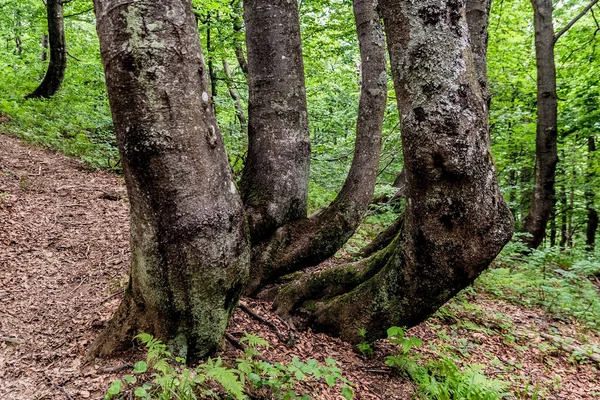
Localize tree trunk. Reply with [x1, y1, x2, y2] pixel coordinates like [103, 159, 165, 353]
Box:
[245, 0, 388, 294]
[88, 0, 250, 362]
[466, 0, 491, 107]
[222, 59, 247, 132]
[41, 33, 49, 61]
[26, 0, 66, 99]
[274, 0, 513, 343]
[523, 0, 559, 248]
[231, 0, 248, 75]
[586, 136, 598, 251]
[240, 0, 311, 240]
[205, 13, 217, 99]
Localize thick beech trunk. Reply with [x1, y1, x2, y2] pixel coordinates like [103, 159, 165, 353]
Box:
[26, 0, 66, 99]
[586, 136, 598, 251]
[274, 0, 513, 343]
[89, 0, 250, 362]
[523, 0, 559, 248]
[240, 0, 311, 240]
[245, 0, 387, 294]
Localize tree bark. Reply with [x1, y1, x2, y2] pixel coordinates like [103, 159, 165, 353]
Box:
[274, 0, 513, 343]
[586, 136, 598, 251]
[245, 0, 388, 294]
[240, 0, 311, 240]
[88, 0, 250, 362]
[26, 0, 67, 99]
[466, 0, 491, 107]
[523, 0, 559, 248]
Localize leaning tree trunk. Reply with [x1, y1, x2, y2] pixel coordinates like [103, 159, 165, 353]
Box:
[88, 0, 250, 363]
[26, 0, 66, 99]
[245, 0, 388, 295]
[274, 0, 513, 343]
[586, 136, 598, 251]
[523, 0, 559, 249]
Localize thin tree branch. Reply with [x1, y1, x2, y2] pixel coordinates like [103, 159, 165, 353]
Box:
[64, 7, 93, 18]
[554, 0, 599, 43]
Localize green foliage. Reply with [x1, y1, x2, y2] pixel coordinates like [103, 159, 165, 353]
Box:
[477, 237, 600, 329]
[384, 327, 508, 400]
[105, 333, 353, 400]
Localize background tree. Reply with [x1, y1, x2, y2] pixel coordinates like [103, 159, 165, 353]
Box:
[523, 0, 598, 248]
[25, 0, 67, 99]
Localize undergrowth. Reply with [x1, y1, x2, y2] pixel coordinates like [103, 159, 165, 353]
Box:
[105, 333, 354, 400]
[477, 235, 600, 330]
[382, 326, 509, 400]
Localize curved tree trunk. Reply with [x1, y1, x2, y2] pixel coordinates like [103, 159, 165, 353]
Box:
[240, 0, 311, 241]
[245, 0, 388, 294]
[523, 0, 559, 249]
[586, 136, 598, 251]
[88, 0, 250, 363]
[274, 0, 513, 344]
[26, 0, 66, 99]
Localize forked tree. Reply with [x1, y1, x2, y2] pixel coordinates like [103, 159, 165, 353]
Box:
[89, 0, 513, 362]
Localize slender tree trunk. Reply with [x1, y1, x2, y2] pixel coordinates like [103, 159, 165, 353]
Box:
[222, 59, 247, 132]
[41, 33, 48, 61]
[15, 19, 22, 56]
[205, 13, 217, 99]
[586, 136, 598, 251]
[274, 0, 513, 343]
[88, 0, 250, 362]
[240, 0, 311, 240]
[567, 162, 576, 248]
[523, 0, 559, 248]
[26, 0, 67, 99]
[245, 0, 388, 294]
[550, 197, 557, 247]
[559, 172, 568, 248]
[231, 0, 248, 75]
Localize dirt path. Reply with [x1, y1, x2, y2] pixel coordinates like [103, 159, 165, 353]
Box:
[0, 135, 413, 399]
[1, 134, 598, 399]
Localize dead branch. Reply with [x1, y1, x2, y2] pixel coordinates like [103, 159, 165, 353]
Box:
[540, 332, 600, 363]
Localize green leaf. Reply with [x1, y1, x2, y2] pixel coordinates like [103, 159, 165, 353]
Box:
[123, 375, 137, 384]
[132, 361, 148, 374]
[106, 380, 123, 396]
[325, 375, 336, 386]
[341, 385, 354, 400]
[133, 386, 148, 397]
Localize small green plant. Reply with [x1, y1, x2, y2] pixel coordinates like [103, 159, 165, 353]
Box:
[105, 333, 354, 400]
[356, 328, 374, 358]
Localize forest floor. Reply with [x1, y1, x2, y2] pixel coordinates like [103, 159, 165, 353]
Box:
[0, 133, 599, 400]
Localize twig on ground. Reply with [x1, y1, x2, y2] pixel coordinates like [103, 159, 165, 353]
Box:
[225, 332, 246, 351]
[99, 364, 133, 373]
[0, 336, 24, 345]
[540, 332, 600, 363]
[100, 289, 124, 304]
[239, 302, 295, 346]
